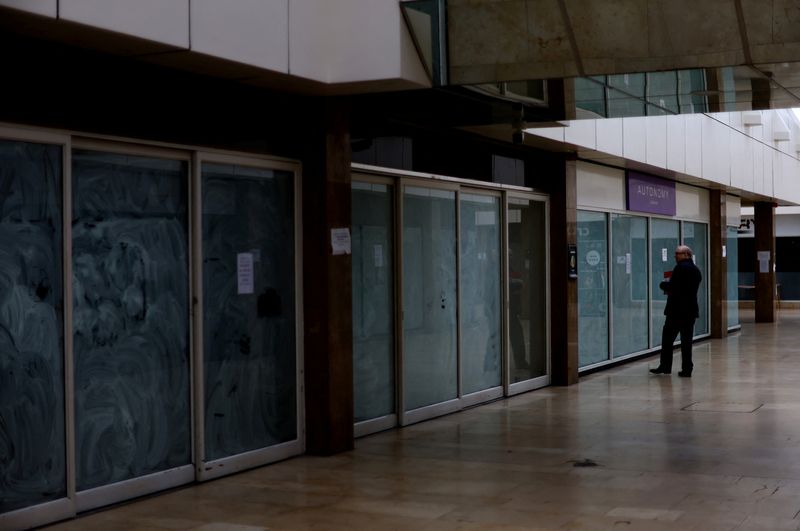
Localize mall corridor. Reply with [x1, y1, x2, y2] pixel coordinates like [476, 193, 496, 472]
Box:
[45, 311, 800, 531]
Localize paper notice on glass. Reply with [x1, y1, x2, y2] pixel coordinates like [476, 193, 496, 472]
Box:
[374, 244, 384, 267]
[757, 251, 770, 261]
[759, 259, 769, 273]
[237, 253, 254, 294]
[661, 248, 668, 262]
[331, 228, 352, 255]
[625, 253, 632, 274]
[722, 245, 727, 258]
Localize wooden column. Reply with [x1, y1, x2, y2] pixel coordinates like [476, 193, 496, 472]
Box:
[754, 201, 776, 323]
[548, 158, 579, 385]
[302, 98, 354, 455]
[709, 190, 727, 338]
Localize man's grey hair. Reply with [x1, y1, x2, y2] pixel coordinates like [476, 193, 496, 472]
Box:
[677, 245, 693, 257]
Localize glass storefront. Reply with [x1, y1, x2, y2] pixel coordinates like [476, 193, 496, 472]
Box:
[351, 175, 550, 432]
[578, 210, 710, 369]
[0, 135, 302, 528]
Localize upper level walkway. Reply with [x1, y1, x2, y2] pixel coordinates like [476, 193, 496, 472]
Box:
[46, 310, 800, 531]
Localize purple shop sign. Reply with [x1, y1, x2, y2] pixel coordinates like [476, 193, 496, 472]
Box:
[626, 171, 676, 216]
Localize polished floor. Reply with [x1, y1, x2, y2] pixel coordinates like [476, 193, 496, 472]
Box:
[46, 310, 800, 530]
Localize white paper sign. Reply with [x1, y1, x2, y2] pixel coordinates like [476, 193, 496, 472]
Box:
[757, 251, 770, 261]
[625, 253, 632, 275]
[661, 248, 668, 262]
[722, 245, 727, 258]
[237, 253, 254, 295]
[374, 244, 384, 268]
[331, 228, 352, 255]
[759, 259, 770, 273]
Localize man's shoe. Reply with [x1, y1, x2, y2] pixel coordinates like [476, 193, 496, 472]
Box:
[650, 367, 671, 374]
[678, 371, 692, 377]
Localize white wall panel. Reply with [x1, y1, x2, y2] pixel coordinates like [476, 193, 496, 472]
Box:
[596, 118, 623, 156]
[676, 183, 709, 222]
[576, 161, 625, 210]
[191, 0, 288, 72]
[60, 0, 189, 48]
[0, 0, 56, 16]
[685, 114, 702, 177]
[701, 118, 730, 185]
[778, 154, 800, 204]
[666, 115, 685, 173]
[564, 119, 596, 148]
[622, 117, 646, 163]
[775, 214, 800, 237]
[726, 195, 741, 227]
[645, 115, 667, 168]
[753, 143, 765, 196]
[289, 0, 427, 85]
[763, 146, 774, 197]
[529, 125, 565, 142]
[729, 131, 750, 191]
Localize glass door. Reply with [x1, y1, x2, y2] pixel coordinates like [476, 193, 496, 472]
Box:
[71, 146, 193, 510]
[507, 194, 549, 394]
[683, 221, 708, 336]
[650, 218, 680, 348]
[610, 214, 649, 357]
[351, 177, 396, 436]
[402, 183, 459, 423]
[195, 155, 302, 480]
[0, 137, 71, 529]
[460, 190, 502, 404]
[577, 210, 609, 367]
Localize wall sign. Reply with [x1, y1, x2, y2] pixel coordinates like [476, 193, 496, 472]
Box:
[626, 171, 676, 216]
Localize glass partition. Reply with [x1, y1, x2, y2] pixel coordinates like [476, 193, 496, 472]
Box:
[508, 197, 548, 382]
[0, 140, 65, 513]
[727, 226, 739, 328]
[202, 163, 296, 461]
[611, 214, 649, 357]
[403, 186, 457, 411]
[578, 211, 609, 366]
[460, 193, 501, 395]
[352, 182, 395, 422]
[650, 219, 680, 348]
[72, 150, 190, 490]
[683, 222, 708, 335]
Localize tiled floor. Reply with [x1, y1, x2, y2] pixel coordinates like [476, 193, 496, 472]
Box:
[46, 310, 800, 530]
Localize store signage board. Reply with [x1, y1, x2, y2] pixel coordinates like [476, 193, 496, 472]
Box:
[626, 171, 676, 216]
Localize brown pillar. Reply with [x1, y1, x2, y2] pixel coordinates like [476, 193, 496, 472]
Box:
[709, 190, 727, 338]
[754, 201, 776, 323]
[548, 158, 579, 385]
[302, 98, 354, 455]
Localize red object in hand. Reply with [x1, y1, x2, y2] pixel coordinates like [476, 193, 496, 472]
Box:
[663, 271, 672, 279]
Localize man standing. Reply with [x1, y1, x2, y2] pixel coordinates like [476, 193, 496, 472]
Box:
[650, 245, 702, 377]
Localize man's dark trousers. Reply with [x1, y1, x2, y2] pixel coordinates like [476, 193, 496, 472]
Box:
[659, 316, 696, 373]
